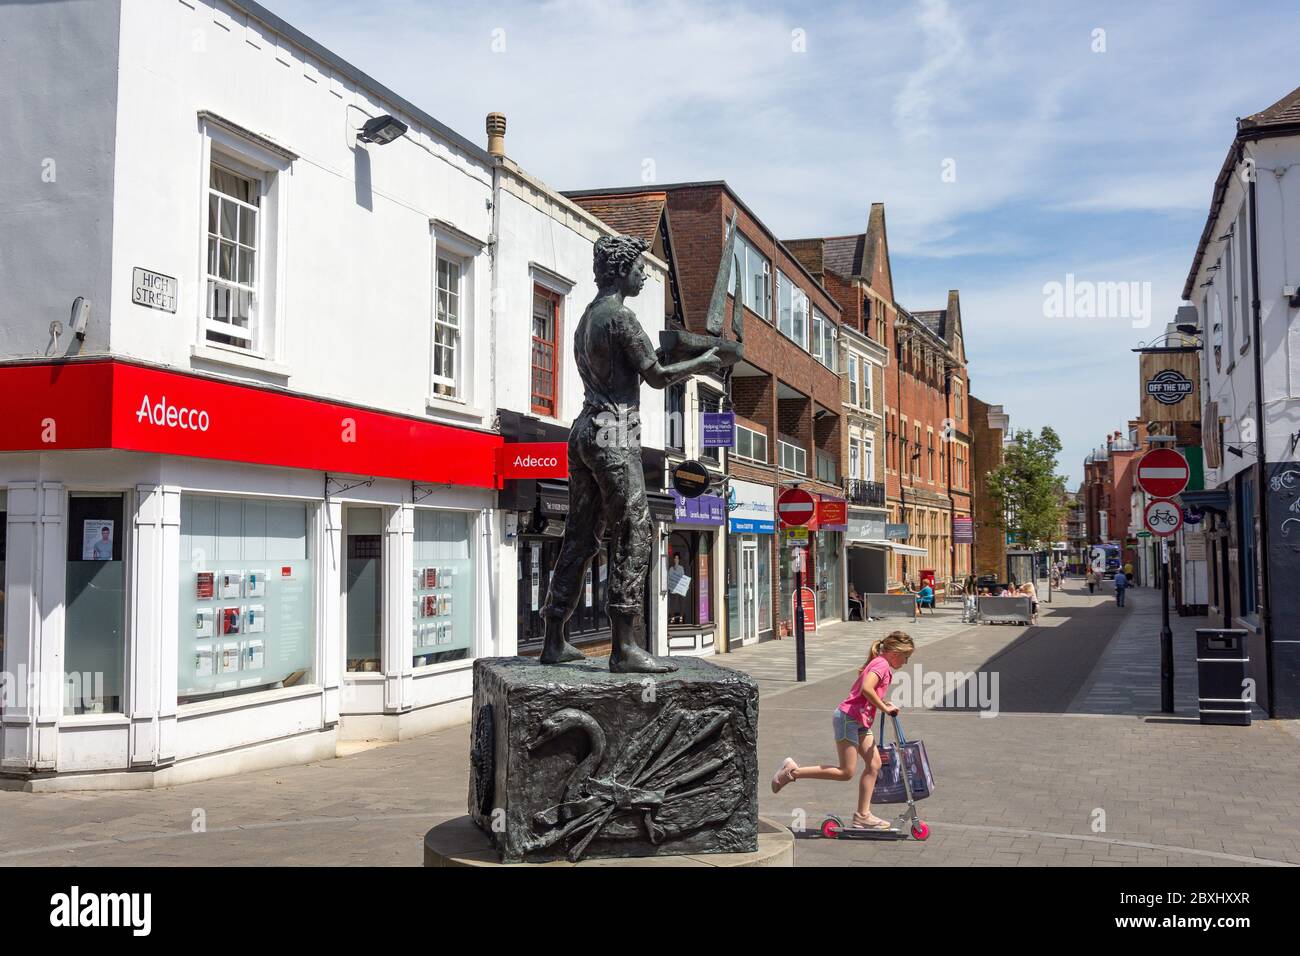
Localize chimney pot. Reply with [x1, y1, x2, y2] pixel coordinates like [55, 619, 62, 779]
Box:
[486, 112, 507, 157]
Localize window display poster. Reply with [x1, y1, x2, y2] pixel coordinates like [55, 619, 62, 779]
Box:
[698, 551, 711, 623]
[195, 608, 215, 638]
[246, 571, 267, 597]
[221, 607, 242, 635]
[423, 595, 437, 617]
[424, 567, 438, 588]
[531, 544, 541, 611]
[83, 520, 115, 560]
[219, 643, 241, 674]
[196, 571, 215, 600]
[245, 604, 265, 634]
[243, 640, 265, 670]
[670, 572, 692, 597]
[194, 649, 214, 678]
[220, 571, 243, 599]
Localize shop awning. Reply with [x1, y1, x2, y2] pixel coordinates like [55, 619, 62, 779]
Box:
[888, 543, 929, 557]
[0, 358, 502, 488]
[1178, 488, 1230, 514]
[848, 539, 894, 550]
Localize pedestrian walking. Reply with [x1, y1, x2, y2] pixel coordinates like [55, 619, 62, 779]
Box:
[770, 631, 915, 830]
[1086, 568, 1097, 594]
[1114, 569, 1128, 607]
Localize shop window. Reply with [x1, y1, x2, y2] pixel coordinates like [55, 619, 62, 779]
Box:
[665, 382, 685, 451]
[667, 531, 714, 627]
[65, 493, 126, 714]
[0, 491, 6, 693]
[517, 532, 611, 650]
[531, 286, 561, 416]
[816, 530, 842, 619]
[205, 159, 262, 350]
[179, 495, 315, 703]
[432, 256, 463, 398]
[1238, 476, 1258, 616]
[413, 509, 476, 667]
[345, 507, 383, 673]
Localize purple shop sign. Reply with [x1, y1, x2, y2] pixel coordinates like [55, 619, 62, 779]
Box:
[672, 491, 726, 525]
[701, 412, 736, 448]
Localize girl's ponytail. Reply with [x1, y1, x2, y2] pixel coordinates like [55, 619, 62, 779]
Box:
[860, 630, 915, 672]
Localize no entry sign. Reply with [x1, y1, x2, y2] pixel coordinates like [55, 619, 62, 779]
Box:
[777, 487, 817, 527]
[1144, 498, 1184, 537]
[1136, 448, 1189, 498]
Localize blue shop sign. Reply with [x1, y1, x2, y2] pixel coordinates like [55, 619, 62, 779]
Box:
[701, 412, 736, 448]
[671, 491, 725, 526]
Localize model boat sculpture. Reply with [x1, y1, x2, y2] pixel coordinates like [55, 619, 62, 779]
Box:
[658, 210, 747, 373]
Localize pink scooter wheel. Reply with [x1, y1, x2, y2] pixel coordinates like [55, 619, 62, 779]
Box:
[911, 821, 930, 841]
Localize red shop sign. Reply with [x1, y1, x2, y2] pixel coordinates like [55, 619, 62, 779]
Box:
[0, 360, 503, 488]
[816, 496, 847, 530]
[497, 442, 568, 480]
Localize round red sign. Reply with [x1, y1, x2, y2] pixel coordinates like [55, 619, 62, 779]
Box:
[777, 487, 817, 527]
[1144, 498, 1183, 537]
[1136, 448, 1189, 499]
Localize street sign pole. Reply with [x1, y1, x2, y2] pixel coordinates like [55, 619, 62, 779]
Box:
[1160, 536, 1173, 713]
[795, 550, 806, 683]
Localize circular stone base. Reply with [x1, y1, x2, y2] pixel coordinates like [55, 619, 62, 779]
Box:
[424, 815, 794, 867]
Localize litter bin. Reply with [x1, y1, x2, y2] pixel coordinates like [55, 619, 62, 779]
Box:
[1195, 628, 1251, 726]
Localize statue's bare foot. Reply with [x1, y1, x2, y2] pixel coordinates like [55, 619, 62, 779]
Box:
[540, 639, 585, 664]
[609, 644, 677, 674]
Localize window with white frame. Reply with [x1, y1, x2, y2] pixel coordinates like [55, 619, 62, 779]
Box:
[821, 316, 837, 372]
[863, 434, 875, 478]
[730, 232, 770, 320]
[777, 271, 794, 339]
[779, 439, 806, 475]
[735, 424, 768, 464]
[811, 309, 824, 362]
[849, 436, 860, 478]
[863, 361, 873, 408]
[847, 356, 859, 407]
[792, 286, 808, 350]
[205, 160, 262, 349]
[432, 256, 463, 397]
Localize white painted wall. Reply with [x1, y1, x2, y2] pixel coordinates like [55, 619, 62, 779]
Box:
[1193, 133, 1300, 484]
[493, 168, 668, 445]
[0, 0, 122, 358]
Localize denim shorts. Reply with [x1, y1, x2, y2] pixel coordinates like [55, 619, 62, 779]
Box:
[832, 709, 871, 744]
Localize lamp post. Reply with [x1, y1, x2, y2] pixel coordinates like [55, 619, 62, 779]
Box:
[1147, 433, 1177, 713]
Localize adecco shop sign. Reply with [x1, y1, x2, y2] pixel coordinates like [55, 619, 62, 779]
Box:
[0, 360, 503, 488]
[497, 443, 568, 479]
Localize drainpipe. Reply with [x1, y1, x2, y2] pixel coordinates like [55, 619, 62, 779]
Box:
[1247, 163, 1277, 717]
[486, 112, 506, 657]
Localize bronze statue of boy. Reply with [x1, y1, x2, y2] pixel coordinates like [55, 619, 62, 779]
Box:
[539, 235, 723, 673]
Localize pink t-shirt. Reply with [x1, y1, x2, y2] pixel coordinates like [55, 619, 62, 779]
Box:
[838, 656, 894, 728]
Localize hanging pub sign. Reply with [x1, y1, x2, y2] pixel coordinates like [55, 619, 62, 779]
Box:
[1139, 350, 1199, 422]
[671, 459, 712, 499]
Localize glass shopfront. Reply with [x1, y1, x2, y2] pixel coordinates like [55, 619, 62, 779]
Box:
[178, 494, 315, 703]
[727, 533, 771, 645]
[517, 526, 611, 651]
[667, 530, 714, 626]
[65, 492, 126, 714]
[412, 509, 476, 667]
[816, 530, 843, 619]
[345, 506, 383, 672]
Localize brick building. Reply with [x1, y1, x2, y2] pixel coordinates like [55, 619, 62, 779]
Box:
[567, 182, 846, 645]
[970, 397, 1011, 578]
[884, 293, 972, 587]
[786, 204, 893, 593]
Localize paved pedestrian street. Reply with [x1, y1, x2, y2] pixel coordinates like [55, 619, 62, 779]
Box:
[2, 579, 1296, 868]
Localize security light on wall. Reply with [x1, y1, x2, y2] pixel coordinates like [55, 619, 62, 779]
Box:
[357, 114, 408, 145]
[69, 297, 90, 341]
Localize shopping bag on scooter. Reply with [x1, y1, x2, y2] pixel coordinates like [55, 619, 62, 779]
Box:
[873, 721, 935, 804]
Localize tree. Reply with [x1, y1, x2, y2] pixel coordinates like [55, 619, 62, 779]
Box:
[986, 426, 1068, 551]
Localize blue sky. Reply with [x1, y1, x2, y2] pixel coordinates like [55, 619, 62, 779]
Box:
[265, 0, 1300, 484]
